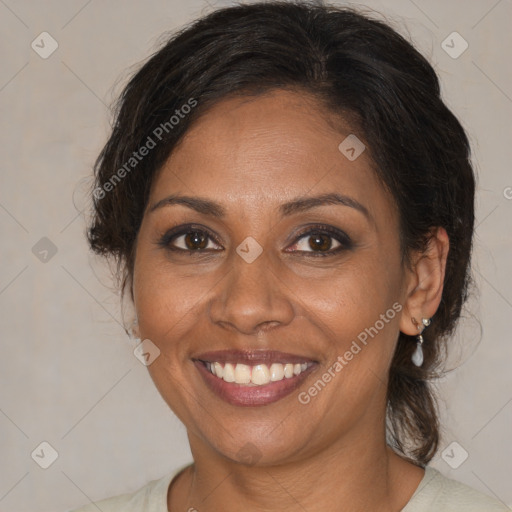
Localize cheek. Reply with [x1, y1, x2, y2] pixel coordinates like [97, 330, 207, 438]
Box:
[134, 265, 204, 349]
[297, 255, 403, 379]
[132, 256, 203, 421]
[296, 255, 400, 325]
[132, 232, 214, 330]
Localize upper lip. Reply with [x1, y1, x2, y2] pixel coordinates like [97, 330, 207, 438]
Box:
[193, 349, 318, 365]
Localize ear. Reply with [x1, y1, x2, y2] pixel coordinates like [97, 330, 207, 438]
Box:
[399, 227, 450, 336]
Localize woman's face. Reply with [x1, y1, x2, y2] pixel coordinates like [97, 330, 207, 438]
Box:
[133, 89, 415, 465]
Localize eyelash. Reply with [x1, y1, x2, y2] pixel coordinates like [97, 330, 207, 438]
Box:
[157, 223, 353, 257]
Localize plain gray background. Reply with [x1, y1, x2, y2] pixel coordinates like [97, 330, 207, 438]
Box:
[1, 0, 511, 510]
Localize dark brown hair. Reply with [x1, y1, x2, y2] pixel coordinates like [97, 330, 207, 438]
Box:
[87, 1, 475, 465]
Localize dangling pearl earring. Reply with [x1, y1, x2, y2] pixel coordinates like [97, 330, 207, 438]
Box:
[411, 317, 431, 367]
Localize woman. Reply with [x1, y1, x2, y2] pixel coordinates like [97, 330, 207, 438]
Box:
[71, 1, 510, 511]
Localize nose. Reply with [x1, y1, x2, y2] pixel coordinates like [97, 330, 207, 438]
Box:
[208, 250, 295, 335]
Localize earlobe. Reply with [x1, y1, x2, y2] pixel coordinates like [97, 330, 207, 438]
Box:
[399, 227, 450, 336]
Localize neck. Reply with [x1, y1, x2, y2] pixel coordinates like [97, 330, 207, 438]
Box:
[170, 426, 424, 512]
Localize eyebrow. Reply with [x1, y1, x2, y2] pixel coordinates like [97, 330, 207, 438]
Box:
[149, 192, 371, 222]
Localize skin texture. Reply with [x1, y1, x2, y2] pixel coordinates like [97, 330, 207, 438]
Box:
[131, 89, 449, 511]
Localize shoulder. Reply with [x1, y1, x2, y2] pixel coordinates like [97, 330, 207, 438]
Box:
[68, 467, 184, 512]
[403, 466, 511, 512]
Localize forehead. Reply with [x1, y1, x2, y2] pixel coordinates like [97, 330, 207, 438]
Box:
[150, 89, 394, 222]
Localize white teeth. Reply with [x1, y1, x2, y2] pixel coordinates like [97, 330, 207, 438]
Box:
[205, 361, 311, 385]
[234, 363, 251, 384]
[270, 363, 284, 381]
[214, 362, 223, 379]
[223, 362, 235, 382]
[251, 364, 271, 385]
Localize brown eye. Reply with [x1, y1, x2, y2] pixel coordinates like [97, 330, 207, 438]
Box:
[292, 231, 342, 253]
[285, 225, 352, 257]
[307, 233, 334, 252]
[158, 225, 222, 253]
[184, 231, 209, 250]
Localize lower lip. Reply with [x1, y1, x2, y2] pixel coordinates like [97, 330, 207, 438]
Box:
[193, 360, 316, 407]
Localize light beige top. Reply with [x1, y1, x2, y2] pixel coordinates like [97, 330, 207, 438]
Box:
[70, 464, 510, 511]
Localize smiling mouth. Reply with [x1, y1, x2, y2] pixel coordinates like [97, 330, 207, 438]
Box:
[192, 350, 318, 406]
[200, 360, 313, 386]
